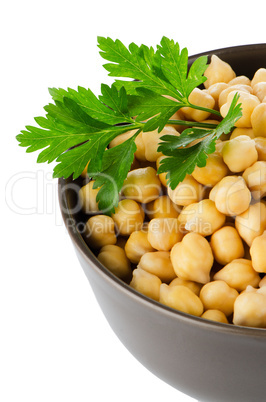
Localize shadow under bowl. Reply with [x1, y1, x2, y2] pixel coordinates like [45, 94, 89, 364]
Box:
[58, 43, 266, 402]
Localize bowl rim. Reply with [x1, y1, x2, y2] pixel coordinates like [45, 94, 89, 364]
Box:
[58, 43, 266, 337]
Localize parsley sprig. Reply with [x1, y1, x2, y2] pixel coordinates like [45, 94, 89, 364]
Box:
[16, 37, 242, 213]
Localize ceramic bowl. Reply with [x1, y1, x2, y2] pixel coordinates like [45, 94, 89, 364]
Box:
[58, 44, 266, 402]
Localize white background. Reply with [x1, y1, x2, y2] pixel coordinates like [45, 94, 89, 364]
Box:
[2, 1, 265, 401]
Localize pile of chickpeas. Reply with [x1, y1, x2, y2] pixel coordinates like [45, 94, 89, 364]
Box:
[78, 55, 266, 328]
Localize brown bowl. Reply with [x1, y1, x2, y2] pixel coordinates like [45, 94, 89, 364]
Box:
[58, 44, 266, 402]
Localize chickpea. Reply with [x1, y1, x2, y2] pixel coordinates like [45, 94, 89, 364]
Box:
[156, 155, 168, 187]
[159, 284, 204, 317]
[84, 215, 117, 249]
[250, 231, 266, 273]
[147, 218, 183, 251]
[206, 82, 228, 110]
[181, 88, 215, 121]
[235, 201, 266, 246]
[254, 137, 266, 161]
[213, 258, 261, 291]
[218, 84, 252, 108]
[228, 75, 251, 86]
[192, 152, 229, 186]
[251, 68, 266, 87]
[109, 130, 137, 148]
[167, 174, 203, 206]
[210, 226, 245, 265]
[252, 82, 266, 102]
[251, 103, 266, 137]
[124, 230, 155, 264]
[169, 277, 202, 296]
[142, 125, 179, 162]
[222, 135, 258, 172]
[122, 167, 162, 203]
[130, 268, 162, 301]
[169, 108, 187, 131]
[112, 199, 144, 236]
[242, 161, 266, 200]
[170, 232, 214, 284]
[203, 55, 236, 89]
[201, 309, 229, 324]
[146, 195, 180, 220]
[177, 199, 225, 236]
[259, 276, 266, 287]
[210, 175, 251, 216]
[138, 251, 176, 283]
[233, 289, 266, 328]
[98, 245, 131, 280]
[78, 180, 100, 214]
[200, 280, 239, 317]
[230, 127, 255, 140]
[220, 90, 260, 128]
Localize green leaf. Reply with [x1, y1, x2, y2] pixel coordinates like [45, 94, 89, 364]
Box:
[49, 85, 132, 125]
[158, 135, 216, 189]
[215, 92, 242, 138]
[92, 132, 138, 213]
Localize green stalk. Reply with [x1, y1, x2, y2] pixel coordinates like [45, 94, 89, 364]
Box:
[167, 119, 218, 129]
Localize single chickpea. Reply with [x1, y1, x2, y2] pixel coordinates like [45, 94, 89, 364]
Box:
[177, 199, 226, 236]
[251, 68, 266, 87]
[159, 284, 204, 317]
[218, 84, 253, 108]
[170, 232, 214, 284]
[210, 226, 245, 265]
[254, 137, 266, 161]
[122, 167, 162, 203]
[142, 125, 179, 162]
[169, 277, 202, 296]
[199, 280, 239, 317]
[138, 251, 177, 283]
[134, 132, 147, 161]
[228, 75, 251, 86]
[235, 201, 266, 246]
[233, 289, 266, 328]
[242, 161, 266, 200]
[147, 218, 184, 251]
[252, 82, 266, 102]
[84, 215, 117, 249]
[203, 55, 236, 89]
[130, 268, 162, 301]
[167, 174, 203, 206]
[146, 195, 180, 220]
[259, 276, 266, 287]
[192, 152, 229, 186]
[220, 90, 260, 128]
[78, 180, 100, 214]
[210, 175, 251, 216]
[124, 230, 155, 264]
[156, 155, 168, 187]
[181, 88, 215, 121]
[213, 258, 261, 291]
[222, 135, 258, 172]
[250, 231, 266, 273]
[251, 103, 266, 137]
[109, 130, 137, 148]
[230, 127, 255, 140]
[201, 309, 229, 324]
[97, 245, 131, 281]
[206, 82, 228, 110]
[112, 199, 144, 236]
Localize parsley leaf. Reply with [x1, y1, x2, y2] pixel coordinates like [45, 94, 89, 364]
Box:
[157, 93, 242, 188]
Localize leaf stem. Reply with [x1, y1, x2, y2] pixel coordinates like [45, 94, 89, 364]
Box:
[187, 102, 222, 117]
[167, 119, 218, 129]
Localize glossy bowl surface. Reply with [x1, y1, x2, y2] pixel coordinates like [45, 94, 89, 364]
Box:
[58, 44, 266, 402]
